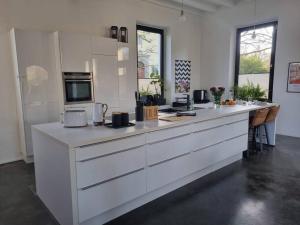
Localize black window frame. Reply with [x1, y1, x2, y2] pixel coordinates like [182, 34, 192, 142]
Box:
[234, 21, 278, 102]
[136, 24, 165, 98]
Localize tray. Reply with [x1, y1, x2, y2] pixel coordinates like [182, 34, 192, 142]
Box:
[104, 122, 135, 129]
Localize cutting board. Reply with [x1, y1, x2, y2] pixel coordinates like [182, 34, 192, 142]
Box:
[159, 116, 193, 122]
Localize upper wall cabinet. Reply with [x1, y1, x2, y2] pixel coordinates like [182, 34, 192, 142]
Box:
[92, 36, 117, 56]
[59, 32, 92, 72]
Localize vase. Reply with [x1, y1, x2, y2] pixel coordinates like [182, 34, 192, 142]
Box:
[214, 95, 221, 106]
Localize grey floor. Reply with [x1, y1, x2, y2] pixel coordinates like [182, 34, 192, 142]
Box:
[1, 135, 300, 225]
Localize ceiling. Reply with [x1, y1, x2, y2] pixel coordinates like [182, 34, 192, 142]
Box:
[143, 0, 242, 14]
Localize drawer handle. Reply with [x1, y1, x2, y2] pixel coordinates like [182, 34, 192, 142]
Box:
[77, 145, 144, 162]
[148, 152, 190, 167]
[79, 168, 144, 191]
[147, 133, 190, 145]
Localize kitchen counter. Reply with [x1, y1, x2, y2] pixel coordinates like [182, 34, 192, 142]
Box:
[33, 104, 275, 148]
[32, 103, 277, 225]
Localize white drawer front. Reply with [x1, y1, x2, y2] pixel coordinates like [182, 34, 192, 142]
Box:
[146, 124, 192, 144]
[191, 134, 247, 173]
[147, 134, 193, 166]
[76, 146, 146, 189]
[75, 134, 146, 161]
[78, 170, 146, 223]
[147, 154, 192, 192]
[191, 125, 226, 151]
[223, 120, 248, 140]
[223, 113, 248, 124]
[193, 117, 224, 132]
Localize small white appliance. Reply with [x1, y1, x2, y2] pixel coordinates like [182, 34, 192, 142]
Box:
[92, 103, 108, 125]
[63, 109, 88, 128]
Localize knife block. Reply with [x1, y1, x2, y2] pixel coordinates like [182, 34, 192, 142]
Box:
[144, 106, 158, 120]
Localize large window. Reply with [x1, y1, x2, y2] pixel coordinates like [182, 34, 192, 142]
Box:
[235, 21, 278, 101]
[137, 25, 164, 97]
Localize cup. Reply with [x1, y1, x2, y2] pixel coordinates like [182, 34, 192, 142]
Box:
[112, 112, 122, 128]
[121, 112, 129, 126]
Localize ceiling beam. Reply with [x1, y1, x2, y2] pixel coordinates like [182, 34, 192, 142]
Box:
[171, 0, 217, 12]
[143, 0, 217, 12]
[205, 0, 235, 7]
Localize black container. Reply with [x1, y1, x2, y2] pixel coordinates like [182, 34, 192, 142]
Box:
[119, 27, 128, 43]
[110, 26, 118, 39]
[112, 112, 122, 128]
[135, 101, 144, 121]
[121, 112, 129, 126]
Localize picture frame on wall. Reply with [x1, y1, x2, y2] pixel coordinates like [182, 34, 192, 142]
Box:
[287, 62, 300, 93]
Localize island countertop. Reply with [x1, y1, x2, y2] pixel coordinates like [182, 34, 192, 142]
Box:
[32, 104, 276, 148]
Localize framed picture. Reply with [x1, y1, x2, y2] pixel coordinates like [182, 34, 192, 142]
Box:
[287, 62, 300, 93]
[175, 60, 191, 93]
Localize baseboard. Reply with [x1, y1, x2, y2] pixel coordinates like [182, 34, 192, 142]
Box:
[0, 156, 23, 165]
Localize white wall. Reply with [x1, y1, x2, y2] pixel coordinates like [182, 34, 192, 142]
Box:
[0, 0, 203, 163]
[200, 0, 300, 138]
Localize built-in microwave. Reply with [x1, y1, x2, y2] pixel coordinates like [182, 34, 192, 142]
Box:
[63, 72, 94, 104]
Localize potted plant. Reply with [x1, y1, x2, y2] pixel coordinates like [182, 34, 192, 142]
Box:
[210, 86, 225, 106]
[150, 73, 166, 105]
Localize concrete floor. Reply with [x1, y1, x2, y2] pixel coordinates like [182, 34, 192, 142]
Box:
[0, 135, 300, 225]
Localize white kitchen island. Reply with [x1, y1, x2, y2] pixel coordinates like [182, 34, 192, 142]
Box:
[32, 104, 277, 225]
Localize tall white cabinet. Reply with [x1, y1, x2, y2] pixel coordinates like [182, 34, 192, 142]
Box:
[10, 28, 60, 162]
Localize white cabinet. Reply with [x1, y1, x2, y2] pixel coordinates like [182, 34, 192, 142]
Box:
[92, 36, 117, 56]
[93, 54, 119, 107]
[10, 29, 60, 161]
[76, 146, 146, 189]
[78, 170, 146, 223]
[59, 32, 92, 72]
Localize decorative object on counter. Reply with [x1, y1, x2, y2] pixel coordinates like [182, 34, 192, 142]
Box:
[222, 99, 237, 106]
[107, 112, 133, 128]
[210, 86, 225, 106]
[144, 106, 158, 120]
[287, 62, 300, 93]
[62, 109, 88, 128]
[175, 59, 191, 93]
[150, 73, 166, 105]
[92, 103, 108, 126]
[119, 27, 128, 43]
[233, 81, 266, 101]
[110, 26, 118, 39]
[135, 100, 144, 121]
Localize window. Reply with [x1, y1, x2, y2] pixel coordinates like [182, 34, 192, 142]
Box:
[137, 25, 164, 97]
[235, 21, 278, 101]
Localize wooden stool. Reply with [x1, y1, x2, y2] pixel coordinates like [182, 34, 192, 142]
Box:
[249, 108, 270, 153]
[264, 105, 280, 145]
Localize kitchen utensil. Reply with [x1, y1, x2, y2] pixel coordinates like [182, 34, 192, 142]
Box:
[92, 103, 108, 126]
[63, 109, 88, 128]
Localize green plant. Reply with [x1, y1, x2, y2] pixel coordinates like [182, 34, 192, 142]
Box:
[139, 86, 153, 96]
[239, 55, 269, 74]
[234, 81, 266, 101]
[150, 73, 164, 95]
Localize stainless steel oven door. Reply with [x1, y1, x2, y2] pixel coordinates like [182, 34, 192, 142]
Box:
[64, 79, 93, 104]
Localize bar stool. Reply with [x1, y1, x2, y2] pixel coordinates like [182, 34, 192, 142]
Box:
[264, 105, 280, 145]
[249, 108, 270, 153]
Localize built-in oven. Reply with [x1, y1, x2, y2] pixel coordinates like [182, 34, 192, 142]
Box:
[63, 72, 94, 104]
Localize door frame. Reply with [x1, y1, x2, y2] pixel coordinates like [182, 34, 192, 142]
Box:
[234, 21, 278, 102]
